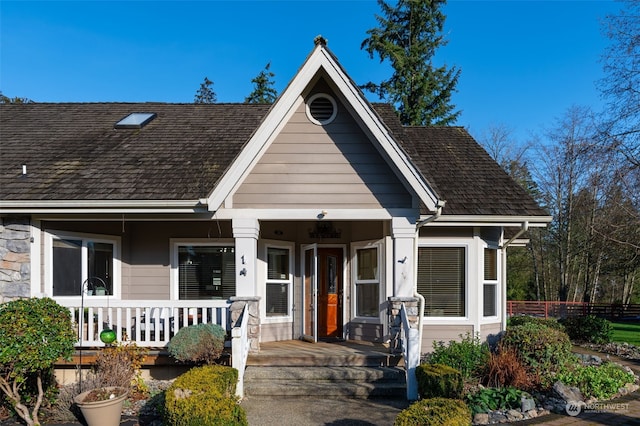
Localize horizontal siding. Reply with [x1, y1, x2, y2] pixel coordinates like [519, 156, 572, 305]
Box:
[233, 99, 412, 209]
[421, 324, 474, 353]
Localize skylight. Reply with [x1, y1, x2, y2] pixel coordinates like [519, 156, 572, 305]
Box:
[114, 112, 157, 129]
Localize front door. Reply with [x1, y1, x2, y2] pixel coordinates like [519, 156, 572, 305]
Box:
[318, 248, 343, 339]
[302, 246, 344, 341]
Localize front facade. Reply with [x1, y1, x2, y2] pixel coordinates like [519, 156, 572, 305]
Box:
[0, 41, 551, 352]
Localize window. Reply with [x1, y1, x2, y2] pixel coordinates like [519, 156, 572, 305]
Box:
[417, 247, 465, 317]
[266, 247, 291, 316]
[355, 247, 379, 317]
[49, 233, 118, 297]
[178, 246, 235, 300]
[483, 248, 498, 317]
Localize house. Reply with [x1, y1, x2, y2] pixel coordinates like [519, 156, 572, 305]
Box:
[0, 39, 551, 356]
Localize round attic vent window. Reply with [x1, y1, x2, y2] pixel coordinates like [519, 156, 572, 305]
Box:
[306, 93, 337, 125]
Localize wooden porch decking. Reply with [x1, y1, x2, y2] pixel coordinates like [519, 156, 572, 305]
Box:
[247, 339, 404, 367]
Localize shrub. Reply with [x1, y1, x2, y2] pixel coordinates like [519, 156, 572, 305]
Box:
[416, 363, 463, 399]
[499, 323, 575, 374]
[555, 362, 635, 400]
[508, 315, 565, 331]
[427, 333, 490, 380]
[394, 397, 471, 426]
[164, 365, 246, 426]
[168, 323, 226, 365]
[92, 341, 148, 395]
[482, 348, 532, 389]
[0, 297, 76, 426]
[560, 315, 612, 344]
[466, 387, 527, 416]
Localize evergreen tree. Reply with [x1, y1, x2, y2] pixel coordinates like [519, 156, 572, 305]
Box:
[0, 91, 32, 103]
[361, 0, 461, 126]
[194, 77, 217, 103]
[245, 63, 278, 104]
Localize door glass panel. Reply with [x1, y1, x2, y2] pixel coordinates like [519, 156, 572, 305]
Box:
[303, 246, 317, 340]
[327, 255, 337, 294]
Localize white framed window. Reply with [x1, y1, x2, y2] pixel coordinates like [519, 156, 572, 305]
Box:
[483, 247, 499, 317]
[417, 246, 466, 317]
[171, 241, 235, 300]
[265, 245, 293, 317]
[45, 231, 121, 298]
[353, 242, 382, 318]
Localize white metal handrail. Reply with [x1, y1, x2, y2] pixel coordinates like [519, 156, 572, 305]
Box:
[57, 299, 231, 347]
[231, 303, 250, 399]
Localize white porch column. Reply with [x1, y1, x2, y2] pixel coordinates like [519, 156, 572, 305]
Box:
[232, 218, 260, 297]
[392, 216, 417, 297]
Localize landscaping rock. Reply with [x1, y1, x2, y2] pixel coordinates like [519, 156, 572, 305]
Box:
[521, 396, 535, 412]
[473, 413, 489, 425]
[506, 409, 523, 421]
[553, 381, 584, 403]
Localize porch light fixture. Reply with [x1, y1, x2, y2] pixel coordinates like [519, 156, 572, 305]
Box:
[317, 210, 328, 219]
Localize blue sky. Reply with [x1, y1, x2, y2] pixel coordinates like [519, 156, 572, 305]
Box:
[1, 1, 620, 143]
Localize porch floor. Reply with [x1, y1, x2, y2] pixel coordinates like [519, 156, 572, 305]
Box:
[247, 339, 404, 367]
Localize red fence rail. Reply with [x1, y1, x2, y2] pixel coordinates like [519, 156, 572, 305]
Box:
[507, 301, 640, 320]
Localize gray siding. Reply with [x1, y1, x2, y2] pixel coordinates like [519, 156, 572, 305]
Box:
[233, 101, 412, 209]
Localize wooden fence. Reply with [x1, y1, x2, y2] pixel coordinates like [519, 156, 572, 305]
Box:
[507, 301, 640, 320]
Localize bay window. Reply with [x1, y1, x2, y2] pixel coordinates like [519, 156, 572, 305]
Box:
[177, 245, 235, 300]
[483, 247, 498, 317]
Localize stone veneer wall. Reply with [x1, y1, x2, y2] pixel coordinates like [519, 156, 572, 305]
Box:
[229, 296, 261, 352]
[387, 296, 420, 355]
[0, 216, 31, 303]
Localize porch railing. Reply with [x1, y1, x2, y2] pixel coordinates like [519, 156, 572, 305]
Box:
[400, 303, 419, 401]
[57, 299, 231, 347]
[231, 303, 250, 399]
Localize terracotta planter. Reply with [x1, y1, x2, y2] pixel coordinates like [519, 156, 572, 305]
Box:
[74, 387, 128, 426]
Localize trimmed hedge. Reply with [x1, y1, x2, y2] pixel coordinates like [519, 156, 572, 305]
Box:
[560, 315, 612, 344]
[508, 315, 565, 331]
[394, 397, 471, 426]
[164, 365, 246, 426]
[416, 363, 463, 399]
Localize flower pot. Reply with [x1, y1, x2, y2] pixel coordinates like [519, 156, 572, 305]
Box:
[74, 386, 128, 426]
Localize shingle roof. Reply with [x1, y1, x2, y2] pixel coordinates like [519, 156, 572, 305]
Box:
[0, 102, 547, 217]
[0, 103, 270, 200]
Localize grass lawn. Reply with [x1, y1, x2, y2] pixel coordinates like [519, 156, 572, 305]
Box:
[611, 321, 640, 346]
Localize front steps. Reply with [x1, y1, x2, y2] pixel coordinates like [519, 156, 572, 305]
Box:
[243, 340, 407, 399]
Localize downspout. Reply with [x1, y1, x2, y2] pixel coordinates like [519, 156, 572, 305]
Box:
[414, 200, 445, 351]
[499, 221, 529, 331]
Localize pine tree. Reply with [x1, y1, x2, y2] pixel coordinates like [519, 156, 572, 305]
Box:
[245, 63, 278, 104]
[194, 77, 217, 104]
[361, 0, 461, 126]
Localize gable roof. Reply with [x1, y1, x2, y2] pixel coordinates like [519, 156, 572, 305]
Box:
[0, 42, 549, 222]
[205, 42, 440, 213]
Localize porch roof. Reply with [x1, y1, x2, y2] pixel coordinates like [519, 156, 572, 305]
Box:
[0, 102, 548, 218]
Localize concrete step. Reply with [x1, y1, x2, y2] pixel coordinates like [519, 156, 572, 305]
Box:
[244, 366, 406, 398]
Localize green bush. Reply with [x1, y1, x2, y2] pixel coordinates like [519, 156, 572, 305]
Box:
[508, 315, 565, 331]
[416, 363, 463, 399]
[0, 297, 76, 426]
[560, 315, 612, 344]
[394, 397, 471, 426]
[499, 323, 575, 373]
[168, 323, 226, 365]
[466, 387, 527, 416]
[555, 362, 635, 400]
[427, 333, 490, 380]
[164, 365, 246, 426]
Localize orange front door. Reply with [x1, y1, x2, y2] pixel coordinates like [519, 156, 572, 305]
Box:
[318, 248, 343, 339]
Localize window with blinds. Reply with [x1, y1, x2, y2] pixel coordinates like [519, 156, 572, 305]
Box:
[266, 247, 291, 316]
[417, 246, 465, 317]
[178, 246, 235, 300]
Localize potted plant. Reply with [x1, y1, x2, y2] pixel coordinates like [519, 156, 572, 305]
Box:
[74, 386, 129, 426]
